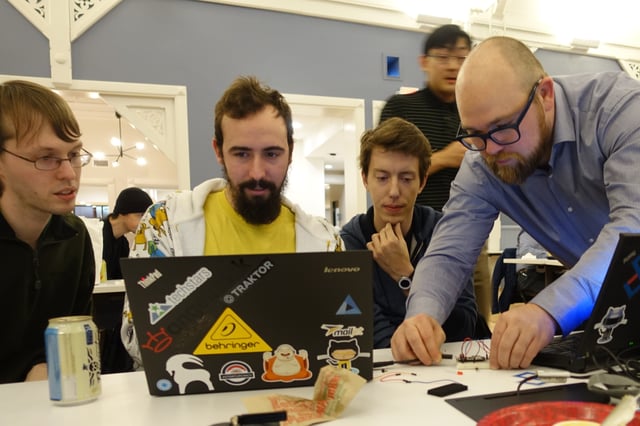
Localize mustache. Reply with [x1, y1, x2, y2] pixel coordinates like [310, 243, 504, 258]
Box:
[238, 179, 277, 192]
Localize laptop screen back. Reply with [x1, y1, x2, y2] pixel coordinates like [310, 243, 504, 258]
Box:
[121, 251, 374, 396]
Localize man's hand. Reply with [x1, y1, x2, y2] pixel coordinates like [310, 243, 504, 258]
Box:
[429, 141, 467, 175]
[490, 304, 556, 369]
[366, 223, 413, 282]
[391, 313, 446, 365]
[25, 362, 48, 381]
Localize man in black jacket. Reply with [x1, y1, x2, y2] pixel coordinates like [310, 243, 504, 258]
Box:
[0, 80, 95, 383]
[102, 187, 153, 280]
[340, 117, 481, 349]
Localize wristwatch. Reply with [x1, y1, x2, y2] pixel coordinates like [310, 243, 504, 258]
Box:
[397, 275, 412, 290]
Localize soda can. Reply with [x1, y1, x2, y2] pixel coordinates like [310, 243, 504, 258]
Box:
[45, 315, 102, 405]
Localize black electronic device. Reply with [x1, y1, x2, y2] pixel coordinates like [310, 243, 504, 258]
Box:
[428, 383, 468, 397]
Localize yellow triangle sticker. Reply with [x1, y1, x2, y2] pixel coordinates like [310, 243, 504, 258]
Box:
[194, 307, 272, 355]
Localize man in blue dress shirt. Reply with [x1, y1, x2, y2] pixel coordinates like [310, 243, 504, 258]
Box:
[391, 36, 640, 369]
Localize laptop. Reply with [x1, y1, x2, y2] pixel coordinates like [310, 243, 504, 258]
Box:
[120, 251, 373, 396]
[532, 233, 640, 373]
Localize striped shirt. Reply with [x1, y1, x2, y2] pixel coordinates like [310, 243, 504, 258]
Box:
[379, 87, 461, 212]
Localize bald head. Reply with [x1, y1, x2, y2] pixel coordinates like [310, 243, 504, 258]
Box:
[453, 36, 556, 184]
[457, 37, 546, 98]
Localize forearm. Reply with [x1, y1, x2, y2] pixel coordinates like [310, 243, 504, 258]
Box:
[428, 143, 466, 176]
[527, 277, 590, 336]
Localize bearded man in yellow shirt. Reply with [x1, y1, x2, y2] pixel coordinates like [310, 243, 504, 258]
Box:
[121, 76, 343, 368]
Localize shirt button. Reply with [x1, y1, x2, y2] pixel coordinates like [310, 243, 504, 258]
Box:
[567, 207, 573, 212]
[589, 238, 595, 243]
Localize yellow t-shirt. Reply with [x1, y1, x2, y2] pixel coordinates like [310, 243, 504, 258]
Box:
[203, 191, 295, 255]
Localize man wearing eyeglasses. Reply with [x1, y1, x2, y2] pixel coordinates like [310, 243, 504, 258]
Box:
[0, 80, 95, 383]
[392, 36, 640, 369]
[380, 25, 492, 321]
[380, 24, 470, 213]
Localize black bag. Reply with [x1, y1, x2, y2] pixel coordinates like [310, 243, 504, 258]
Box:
[515, 266, 546, 302]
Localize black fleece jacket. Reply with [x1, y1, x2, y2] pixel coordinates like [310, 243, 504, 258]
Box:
[0, 212, 94, 383]
[341, 205, 478, 348]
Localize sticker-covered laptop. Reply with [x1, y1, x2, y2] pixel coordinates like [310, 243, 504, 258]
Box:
[120, 251, 373, 396]
[532, 233, 640, 373]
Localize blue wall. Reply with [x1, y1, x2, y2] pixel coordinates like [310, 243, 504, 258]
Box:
[0, 0, 622, 189]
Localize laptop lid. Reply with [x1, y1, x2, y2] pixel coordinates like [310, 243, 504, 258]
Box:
[120, 251, 373, 396]
[533, 233, 640, 372]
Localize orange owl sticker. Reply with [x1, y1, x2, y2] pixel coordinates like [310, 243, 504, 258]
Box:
[261, 344, 313, 382]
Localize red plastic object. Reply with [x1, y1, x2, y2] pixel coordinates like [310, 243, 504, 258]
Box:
[478, 401, 640, 426]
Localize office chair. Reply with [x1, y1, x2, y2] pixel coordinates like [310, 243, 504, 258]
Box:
[491, 247, 518, 313]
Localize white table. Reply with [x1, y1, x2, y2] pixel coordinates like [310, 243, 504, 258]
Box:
[503, 257, 565, 285]
[0, 343, 584, 426]
[503, 257, 563, 267]
[93, 279, 125, 294]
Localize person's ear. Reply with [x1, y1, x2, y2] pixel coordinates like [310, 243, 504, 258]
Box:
[212, 139, 223, 165]
[537, 76, 555, 112]
[361, 171, 369, 190]
[419, 174, 428, 193]
[419, 55, 429, 72]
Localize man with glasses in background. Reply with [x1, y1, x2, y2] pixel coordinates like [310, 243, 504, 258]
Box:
[0, 80, 95, 383]
[380, 24, 470, 212]
[391, 36, 640, 369]
[380, 24, 492, 322]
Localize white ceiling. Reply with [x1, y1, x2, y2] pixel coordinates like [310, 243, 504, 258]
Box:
[205, 0, 640, 62]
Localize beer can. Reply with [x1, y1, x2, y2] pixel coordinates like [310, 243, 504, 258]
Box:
[45, 316, 102, 404]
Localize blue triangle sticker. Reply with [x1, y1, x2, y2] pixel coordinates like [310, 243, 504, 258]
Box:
[336, 294, 362, 315]
[148, 303, 174, 325]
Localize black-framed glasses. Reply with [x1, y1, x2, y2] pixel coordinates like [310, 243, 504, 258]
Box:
[426, 54, 468, 65]
[455, 78, 543, 152]
[0, 147, 93, 170]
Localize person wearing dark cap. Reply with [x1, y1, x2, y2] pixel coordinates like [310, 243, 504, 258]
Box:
[379, 24, 492, 320]
[102, 187, 153, 279]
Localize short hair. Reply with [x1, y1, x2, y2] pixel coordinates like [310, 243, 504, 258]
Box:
[359, 117, 432, 185]
[0, 80, 81, 149]
[214, 76, 293, 151]
[0, 80, 81, 195]
[423, 24, 472, 54]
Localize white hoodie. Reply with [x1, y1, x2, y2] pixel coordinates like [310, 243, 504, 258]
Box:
[121, 178, 343, 367]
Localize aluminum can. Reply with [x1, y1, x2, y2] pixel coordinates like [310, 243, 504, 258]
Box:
[45, 315, 101, 404]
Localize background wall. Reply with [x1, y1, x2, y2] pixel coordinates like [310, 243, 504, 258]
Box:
[0, 0, 624, 246]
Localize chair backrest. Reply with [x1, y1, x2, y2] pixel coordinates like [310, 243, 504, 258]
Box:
[491, 247, 517, 314]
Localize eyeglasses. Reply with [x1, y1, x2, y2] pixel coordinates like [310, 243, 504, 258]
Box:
[426, 54, 468, 65]
[0, 147, 93, 170]
[455, 78, 543, 152]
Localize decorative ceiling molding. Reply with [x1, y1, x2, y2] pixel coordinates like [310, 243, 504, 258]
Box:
[8, 0, 122, 86]
[134, 108, 166, 138]
[619, 60, 640, 80]
[70, 0, 122, 42]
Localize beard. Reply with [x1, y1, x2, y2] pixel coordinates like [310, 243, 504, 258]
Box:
[484, 150, 541, 185]
[484, 104, 552, 185]
[223, 167, 287, 225]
